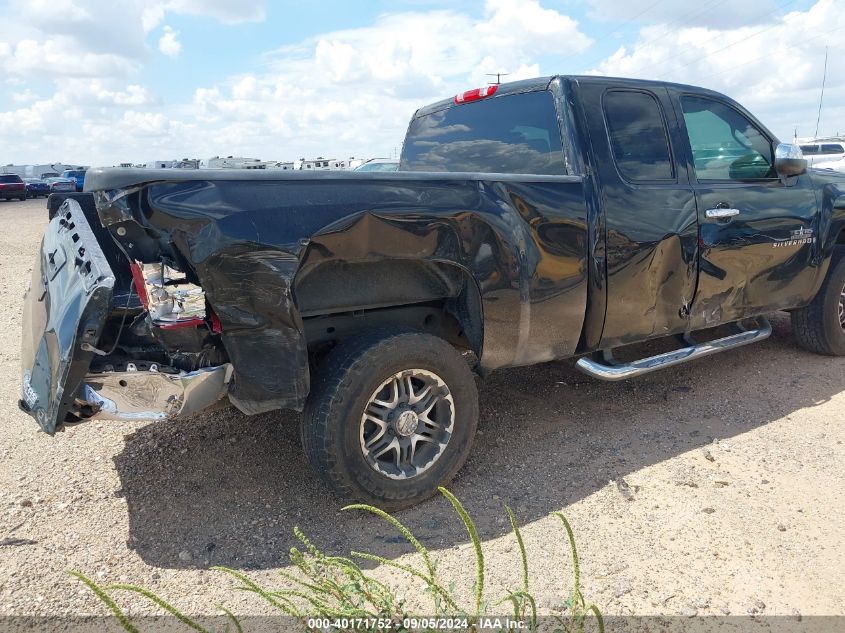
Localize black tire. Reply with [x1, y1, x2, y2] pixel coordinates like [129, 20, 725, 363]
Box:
[18, 195, 26, 202]
[792, 247, 845, 356]
[301, 330, 478, 510]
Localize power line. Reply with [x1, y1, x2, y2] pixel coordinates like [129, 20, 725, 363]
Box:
[596, 0, 664, 42]
[575, 0, 666, 71]
[584, 0, 731, 73]
[691, 23, 845, 83]
[665, 1, 800, 78]
[634, 0, 798, 78]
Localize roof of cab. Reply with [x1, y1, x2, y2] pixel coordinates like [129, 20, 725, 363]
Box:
[411, 74, 732, 120]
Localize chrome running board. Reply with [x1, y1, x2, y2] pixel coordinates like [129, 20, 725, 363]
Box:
[575, 317, 772, 382]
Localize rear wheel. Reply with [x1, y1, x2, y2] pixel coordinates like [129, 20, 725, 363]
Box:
[301, 330, 478, 510]
[18, 195, 26, 202]
[792, 247, 845, 356]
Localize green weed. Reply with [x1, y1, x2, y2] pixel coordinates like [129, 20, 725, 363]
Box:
[72, 488, 603, 632]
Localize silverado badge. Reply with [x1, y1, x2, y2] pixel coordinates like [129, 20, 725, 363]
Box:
[773, 227, 815, 248]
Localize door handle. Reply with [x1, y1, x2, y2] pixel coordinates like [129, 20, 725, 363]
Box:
[705, 207, 740, 219]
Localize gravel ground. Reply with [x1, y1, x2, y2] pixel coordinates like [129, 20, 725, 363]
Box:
[1, 197, 844, 621]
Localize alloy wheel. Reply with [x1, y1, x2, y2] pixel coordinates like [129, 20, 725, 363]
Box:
[839, 282, 845, 331]
[359, 369, 454, 480]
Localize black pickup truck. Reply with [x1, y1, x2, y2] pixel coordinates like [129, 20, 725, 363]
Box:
[20, 76, 845, 509]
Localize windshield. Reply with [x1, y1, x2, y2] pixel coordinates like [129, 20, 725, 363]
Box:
[356, 162, 399, 172]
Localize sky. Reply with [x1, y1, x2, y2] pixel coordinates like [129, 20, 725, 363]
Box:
[0, 0, 843, 167]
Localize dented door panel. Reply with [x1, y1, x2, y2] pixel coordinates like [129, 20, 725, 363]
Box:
[573, 79, 699, 348]
[690, 179, 820, 328]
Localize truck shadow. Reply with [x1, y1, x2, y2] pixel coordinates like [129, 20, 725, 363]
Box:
[113, 312, 843, 570]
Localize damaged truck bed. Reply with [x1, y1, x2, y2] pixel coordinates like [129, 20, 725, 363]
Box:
[19, 74, 845, 509]
[24, 167, 589, 432]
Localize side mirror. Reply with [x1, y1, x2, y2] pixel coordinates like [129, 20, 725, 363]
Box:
[774, 143, 807, 177]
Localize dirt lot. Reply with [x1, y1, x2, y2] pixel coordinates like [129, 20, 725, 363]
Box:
[1, 197, 844, 622]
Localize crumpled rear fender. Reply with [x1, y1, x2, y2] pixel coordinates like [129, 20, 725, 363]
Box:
[94, 182, 311, 414]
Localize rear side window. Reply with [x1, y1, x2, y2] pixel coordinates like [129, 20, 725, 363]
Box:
[603, 90, 674, 182]
[821, 144, 844, 154]
[800, 145, 819, 155]
[0, 175, 23, 183]
[401, 91, 566, 175]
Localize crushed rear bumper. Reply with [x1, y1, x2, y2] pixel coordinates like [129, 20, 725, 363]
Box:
[83, 363, 232, 421]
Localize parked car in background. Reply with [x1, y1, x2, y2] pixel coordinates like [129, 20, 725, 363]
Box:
[814, 156, 845, 173]
[61, 169, 87, 192]
[354, 158, 400, 172]
[44, 177, 76, 193]
[24, 178, 51, 198]
[799, 141, 845, 166]
[0, 174, 27, 201]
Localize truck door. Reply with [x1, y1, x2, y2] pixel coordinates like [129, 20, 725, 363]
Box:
[676, 94, 819, 328]
[576, 80, 699, 347]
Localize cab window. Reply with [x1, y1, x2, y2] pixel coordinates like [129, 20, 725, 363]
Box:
[401, 91, 566, 175]
[682, 96, 775, 181]
[603, 90, 674, 182]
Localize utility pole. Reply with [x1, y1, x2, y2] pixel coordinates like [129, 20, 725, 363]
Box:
[814, 46, 828, 139]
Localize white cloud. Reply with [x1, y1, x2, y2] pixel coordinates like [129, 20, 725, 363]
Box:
[141, 0, 266, 33]
[1, 0, 593, 165]
[96, 84, 156, 106]
[589, 0, 845, 139]
[0, 0, 148, 79]
[158, 26, 182, 57]
[3, 0, 842, 167]
[0, 0, 267, 80]
[587, 0, 781, 30]
[1, 38, 144, 78]
[176, 0, 592, 161]
[0, 0, 268, 164]
[12, 89, 38, 104]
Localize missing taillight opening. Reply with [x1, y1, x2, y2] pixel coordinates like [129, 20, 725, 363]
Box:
[131, 261, 208, 328]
